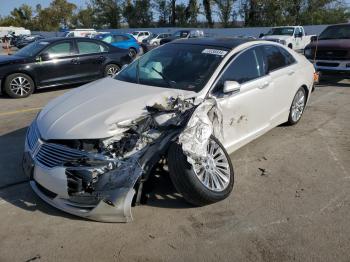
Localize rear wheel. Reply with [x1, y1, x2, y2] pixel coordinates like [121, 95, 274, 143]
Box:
[104, 64, 120, 77]
[167, 136, 234, 206]
[129, 48, 137, 59]
[4, 73, 34, 98]
[287, 87, 307, 125]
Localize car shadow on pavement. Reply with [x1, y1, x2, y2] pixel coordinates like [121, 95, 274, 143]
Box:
[0, 127, 190, 223]
[317, 78, 350, 88]
[0, 127, 87, 221]
[143, 167, 193, 209]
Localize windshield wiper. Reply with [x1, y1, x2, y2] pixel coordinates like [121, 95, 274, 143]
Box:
[151, 67, 175, 88]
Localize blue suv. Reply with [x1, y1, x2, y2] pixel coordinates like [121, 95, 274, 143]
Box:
[95, 33, 140, 58]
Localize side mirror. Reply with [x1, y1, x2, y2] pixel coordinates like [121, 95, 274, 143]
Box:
[38, 52, 50, 61]
[223, 81, 240, 94]
[311, 36, 317, 42]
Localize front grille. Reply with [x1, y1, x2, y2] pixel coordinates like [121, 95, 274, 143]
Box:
[35, 143, 89, 168]
[316, 50, 348, 60]
[316, 62, 340, 67]
[27, 122, 41, 151]
[27, 121, 89, 168]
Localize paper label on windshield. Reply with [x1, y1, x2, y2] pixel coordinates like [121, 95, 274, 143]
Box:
[202, 49, 228, 56]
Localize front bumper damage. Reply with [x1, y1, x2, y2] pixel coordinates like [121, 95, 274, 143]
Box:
[23, 96, 225, 222]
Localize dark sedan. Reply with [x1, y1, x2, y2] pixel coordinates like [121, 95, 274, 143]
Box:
[0, 37, 132, 98]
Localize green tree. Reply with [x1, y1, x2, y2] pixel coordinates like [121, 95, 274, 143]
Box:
[203, 0, 214, 27]
[72, 6, 95, 28]
[185, 0, 200, 26]
[214, 0, 235, 27]
[89, 0, 123, 28]
[123, 0, 153, 28]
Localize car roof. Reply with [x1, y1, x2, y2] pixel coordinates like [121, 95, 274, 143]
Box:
[170, 37, 256, 49]
[37, 37, 103, 42]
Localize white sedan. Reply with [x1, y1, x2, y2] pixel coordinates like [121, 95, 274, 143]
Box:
[23, 38, 315, 222]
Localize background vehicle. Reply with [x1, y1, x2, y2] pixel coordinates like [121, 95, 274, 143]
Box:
[131, 31, 151, 42]
[160, 30, 204, 45]
[304, 23, 350, 79]
[261, 26, 314, 51]
[64, 29, 97, 38]
[147, 33, 172, 46]
[23, 38, 314, 222]
[0, 37, 131, 98]
[0, 26, 31, 39]
[95, 33, 140, 58]
[16, 35, 45, 49]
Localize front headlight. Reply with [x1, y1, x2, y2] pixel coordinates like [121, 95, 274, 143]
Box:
[279, 40, 286, 45]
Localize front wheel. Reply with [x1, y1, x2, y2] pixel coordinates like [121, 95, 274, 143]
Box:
[287, 87, 307, 125]
[4, 73, 35, 98]
[167, 136, 234, 206]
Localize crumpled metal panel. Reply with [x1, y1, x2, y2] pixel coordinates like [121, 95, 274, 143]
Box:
[179, 98, 223, 161]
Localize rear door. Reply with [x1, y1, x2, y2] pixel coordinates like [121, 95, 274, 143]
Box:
[260, 45, 298, 124]
[36, 40, 80, 86]
[75, 39, 109, 81]
[213, 46, 275, 152]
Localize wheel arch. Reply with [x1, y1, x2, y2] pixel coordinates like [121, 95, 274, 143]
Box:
[1, 71, 36, 92]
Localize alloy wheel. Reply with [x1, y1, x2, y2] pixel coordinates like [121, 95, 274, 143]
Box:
[291, 89, 305, 122]
[191, 138, 231, 192]
[10, 76, 32, 96]
[106, 66, 119, 77]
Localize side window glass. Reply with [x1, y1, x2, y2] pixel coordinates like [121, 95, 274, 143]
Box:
[278, 47, 296, 65]
[103, 36, 113, 43]
[45, 42, 72, 58]
[77, 41, 105, 54]
[262, 45, 289, 72]
[220, 48, 264, 85]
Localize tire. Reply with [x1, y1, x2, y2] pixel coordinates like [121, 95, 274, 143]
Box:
[129, 48, 137, 59]
[4, 73, 35, 98]
[167, 136, 234, 206]
[287, 87, 307, 125]
[104, 64, 120, 77]
[288, 44, 293, 49]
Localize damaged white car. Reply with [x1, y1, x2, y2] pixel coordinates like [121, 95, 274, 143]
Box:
[22, 38, 315, 222]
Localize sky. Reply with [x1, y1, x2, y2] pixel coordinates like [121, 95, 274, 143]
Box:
[0, 0, 349, 17]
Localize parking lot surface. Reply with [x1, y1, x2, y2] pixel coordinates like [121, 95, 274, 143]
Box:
[0, 79, 349, 261]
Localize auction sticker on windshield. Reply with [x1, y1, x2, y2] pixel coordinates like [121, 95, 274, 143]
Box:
[202, 49, 228, 56]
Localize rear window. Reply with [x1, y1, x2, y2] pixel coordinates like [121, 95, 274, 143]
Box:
[262, 45, 292, 72]
[77, 41, 107, 54]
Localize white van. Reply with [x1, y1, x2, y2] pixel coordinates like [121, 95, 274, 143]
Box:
[0, 26, 31, 38]
[64, 29, 97, 38]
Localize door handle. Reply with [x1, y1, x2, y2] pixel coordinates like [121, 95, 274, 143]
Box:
[71, 58, 79, 64]
[259, 82, 270, 89]
[288, 70, 295, 76]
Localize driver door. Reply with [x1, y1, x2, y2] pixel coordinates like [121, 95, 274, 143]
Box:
[35, 40, 80, 87]
[212, 46, 275, 153]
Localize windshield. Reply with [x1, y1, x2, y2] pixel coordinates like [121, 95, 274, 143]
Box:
[15, 41, 49, 57]
[266, 27, 295, 36]
[319, 25, 350, 40]
[115, 43, 228, 92]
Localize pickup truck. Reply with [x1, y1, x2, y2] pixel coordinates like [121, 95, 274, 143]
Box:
[304, 23, 350, 79]
[261, 26, 314, 51]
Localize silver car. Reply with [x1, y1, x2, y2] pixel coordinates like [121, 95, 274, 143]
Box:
[23, 38, 315, 222]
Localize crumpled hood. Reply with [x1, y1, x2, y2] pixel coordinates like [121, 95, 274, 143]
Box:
[262, 35, 290, 41]
[37, 78, 196, 140]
